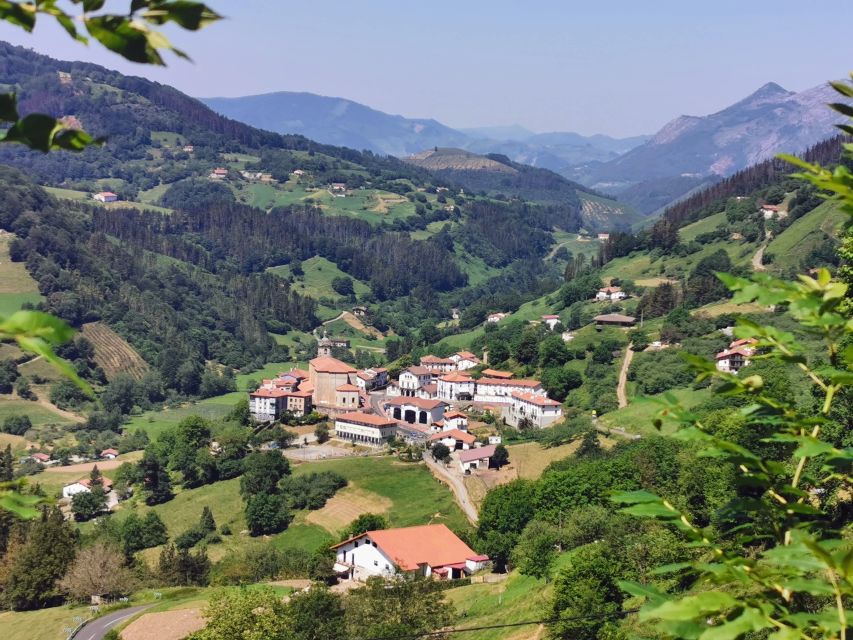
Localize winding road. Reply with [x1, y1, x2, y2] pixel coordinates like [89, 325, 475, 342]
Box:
[423, 454, 479, 524]
[616, 344, 634, 409]
[72, 605, 150, 640]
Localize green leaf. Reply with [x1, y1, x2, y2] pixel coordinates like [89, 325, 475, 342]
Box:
[618, 580, 670, 607]
[0, 1, 37, 31]
[85, 15, 166, 65]
[611, 489, 662, 505]
[141, 1, 222, 30]
[645, 591, 739, 622]
[699, 608, 770, 640]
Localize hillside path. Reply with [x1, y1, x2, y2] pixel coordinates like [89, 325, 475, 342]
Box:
[616, 344, 634, 409]
[752, 242, 767, 272]
[423, 454, 479, 524]
[72, 605, 151, 640]
[35, 395, 85, 423]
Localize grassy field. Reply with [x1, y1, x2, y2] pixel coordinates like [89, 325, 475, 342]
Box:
[0, 603, 95, 640]
[122, 392, 245, 440]
[44, 186, 173, 214]
[679, 211, 727, 242]
[599, 386, 710, 436]
[445, 553, 574, 640]
[106, 455, 467, 564]
[0, 233, 42, 316]
[267, 256, 370, 302]
[0, 398, 74, 427]
[767, 201, 847, 270]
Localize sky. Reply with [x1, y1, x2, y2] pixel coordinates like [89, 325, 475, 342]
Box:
[1, 1, 851, 137]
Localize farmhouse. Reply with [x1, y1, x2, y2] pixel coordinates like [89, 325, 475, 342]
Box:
[594, 313, 636, 327]
[459, 445, 497, 472]
[430, 429, 477, 450]
[597, 233, 610, 241]
[450, 351, 480, 370]
[100, 448, 119, 460]
[542, 314, 561, 330]
[485, 312, 509, 324]
[715, 338, 757, 373]
[182, 144, 194, 153]
[503, 391, 563, 428]
[334, 412, 397, 446]
[330, 182, 347, 196]
[210, 167, 228, 180]
[93, 191, 118, 203]
[30, 452, 51, 464]
[383, 396, 447, 426]
[332, 523, 489, 580]
[596, 286, 626, 301]
[760, 203, 787, 219]
[62, 477, 114, 499]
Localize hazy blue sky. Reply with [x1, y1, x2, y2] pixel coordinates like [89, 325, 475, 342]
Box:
[1, 1, 850, 136]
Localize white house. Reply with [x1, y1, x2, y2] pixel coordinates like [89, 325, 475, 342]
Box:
[210, 167, 228, 180]
[473, 378, 544, 404]
[334, 412, 398, 446]
[488, 435, 502, 445]
[396, 366, 434, 397]
[503, 391, 563, 428]
[420, 355, 456, 374]
[450, 351, 480, 370]
[430, 429, 477, 450]
[442, 411, 469, 431]
[383, 397, 447, 426]
[30, 452, 51, 464]
[100, 448, 119, 460]
[62, 476, 113, 499]
[356, 367, 389, 392]
[596, 286, 626, 301]
[486, 312, 509, 324]
[715, 338, 757, 374]
[93, 191, 118, 203]
[541, 315, 561, 330]
[597, 233, 610, 241]
[182, 144, 194, 153]
[332, 523, 488, 581]
[760, 203, 787, 219]
[437, 372, 476, 402]
[459, 445, 497, 472]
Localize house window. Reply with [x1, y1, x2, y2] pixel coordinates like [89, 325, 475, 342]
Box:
[374, 560, 378, 566]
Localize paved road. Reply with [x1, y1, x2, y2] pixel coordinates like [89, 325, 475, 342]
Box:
[616, 344, 634, 409]
[423, 454, 479, 524]
[73, 606, 150, 640]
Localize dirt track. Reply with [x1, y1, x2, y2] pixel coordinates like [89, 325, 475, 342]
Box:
[44, 452, 142, 473]
[616, 345, 634, 409]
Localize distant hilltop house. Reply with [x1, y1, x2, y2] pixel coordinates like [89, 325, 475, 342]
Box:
[59, 114, 83, 130]
[292, 169, 305, 176]
[597, 233, 610, 241]
[100, 448, 119, 460]
[30, 452, 52, 464]
[241, 170, 275, 183]
[210, 167, 228, 180]
[332, 523, 489, 581]
[352, 305, 368, 317]
[715, 338, 757, 373]
[594, 313, 636, 328]
[182, 144, 194, 153]
[760, 203, 787, 219]
[596, 286, 626, 302]
[541, 314, 561, 330]
[93, 191, 118, 203]
[486, 312, 509, 324]
[62, 476, 114, 499]
[330, 182, 347, 196]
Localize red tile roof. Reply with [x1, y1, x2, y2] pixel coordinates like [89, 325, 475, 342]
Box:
[478, 377, 542, 388]
[310, 356, 356, 374]
[444, 411, 468, 419]
[31, 453, 50, 462]
[512, 391, 562, 407]
[77, 476, 114, 490]
[251, 388, 289, 398]
[459, 445, 497, 463]
[455, 351, 479, 360]
[715, 348, 753, 360]
[481, 369, 513, 379]
[404, 366, 432, 376]
[336, 412, 396, 427]
[439, 372, 473, 383]
[420, 355, 455, 365]
[384, 396, 447, 410]
[336, 384, 359, 392]
[332, 524, 481, 571]
[100, 448, 119, 457]
[542, 314, 560, 319]
[430, 429, 476, 444]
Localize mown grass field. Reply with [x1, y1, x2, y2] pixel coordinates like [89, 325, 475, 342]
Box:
[679, 211, 727, 242]
[43, 186, 173, 214]
[599, 386, 710, 436]
[267, 255, 370, 301]
[0, 233, 42, 316]
[0, 398, 73, 427]
[0, 603, 95, 640]
[767, 201, 846, 270]
[122, 392, 245, 440]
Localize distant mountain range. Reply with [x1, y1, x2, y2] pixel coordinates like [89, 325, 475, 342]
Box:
[570, 81, 849, 214]
[203, 81, 848, 219]
[201, 91, 648, 172]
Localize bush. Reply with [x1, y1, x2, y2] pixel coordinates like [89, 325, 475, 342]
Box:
[2, 414, 32, 436]
[280, 471, 346, 510]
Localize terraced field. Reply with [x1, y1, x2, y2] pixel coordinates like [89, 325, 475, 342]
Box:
[81, 322, 149, 380]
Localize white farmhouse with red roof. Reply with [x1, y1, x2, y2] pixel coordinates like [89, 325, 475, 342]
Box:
[715, 338, 758, 373]
[596, 286, 626, 301]
[332, 523, 489, 580]
[542, 314, 561, 330]
[504, 391, 563, 428]
[93, 191, 118, 203]
[62, 476, 113, 499]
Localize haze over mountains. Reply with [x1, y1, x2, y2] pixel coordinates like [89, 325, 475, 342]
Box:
[201, 91, 649, 174]
[205, 81, 847, 217]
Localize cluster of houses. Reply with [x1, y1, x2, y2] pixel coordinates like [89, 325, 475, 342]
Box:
[240, 170, 275, 183]
[715, 338, 757, 373]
